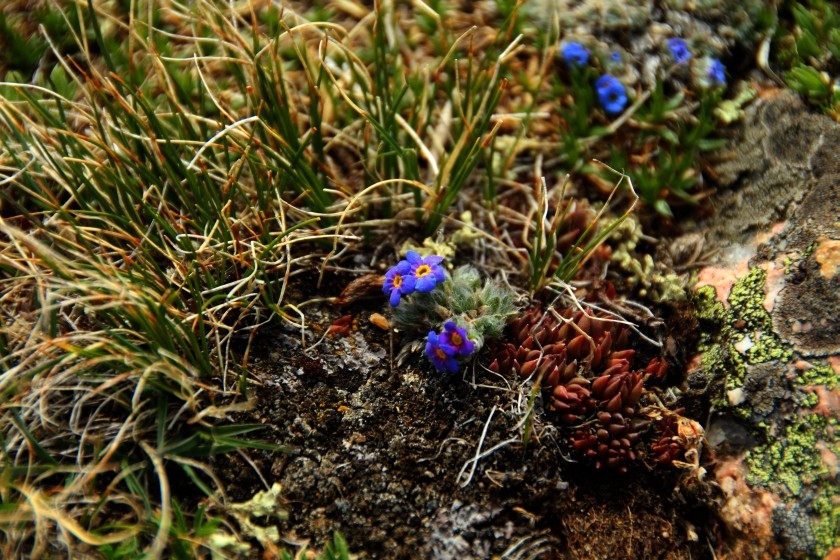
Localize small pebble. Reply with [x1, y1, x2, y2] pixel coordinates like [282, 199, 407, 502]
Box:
[370, 313, 389, 330]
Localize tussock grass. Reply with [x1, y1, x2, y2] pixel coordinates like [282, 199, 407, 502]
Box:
[0, 0, 537, 556]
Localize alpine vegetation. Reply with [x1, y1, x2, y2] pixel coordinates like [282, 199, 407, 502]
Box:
[386, 254, 517, 373]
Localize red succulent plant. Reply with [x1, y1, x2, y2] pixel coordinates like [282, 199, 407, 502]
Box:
[489, 305, 670, 472]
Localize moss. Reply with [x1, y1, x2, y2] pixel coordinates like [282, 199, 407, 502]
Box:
[648, 272, 688, 302]
[801, 242, 816, 260]
[713, 82, 756, 124]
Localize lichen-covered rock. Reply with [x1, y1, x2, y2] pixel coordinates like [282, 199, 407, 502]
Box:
[698, 89, 840, 558]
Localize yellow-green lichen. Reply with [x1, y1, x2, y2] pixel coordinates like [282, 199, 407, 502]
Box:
[692, 284, 726, 350]
[799, 362, 839, 389]
[728, 267, 772, 332]
[746, 414, 827, 494]
[694, 264, 838, 554]
[745, 414, 840, 556]
[715, 344, 747, 393]
[727, 268, 793, 368]
[695, 268, 795, 419]
[694, 284, 726, 324]
[811, 491, 840, 557]
[801, 389, 821, 409]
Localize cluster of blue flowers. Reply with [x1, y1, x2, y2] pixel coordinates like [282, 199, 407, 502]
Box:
[666, 37, 726, 87]
[594, 75, 627, 115]
[561, 38, 726, 116]
[384, 251, 475, 373]
[383, 250, 445, 306]
[425, 321, 475, 373]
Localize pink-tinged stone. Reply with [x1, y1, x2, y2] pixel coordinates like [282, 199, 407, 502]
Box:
[829, 356, 840, 377]
[814, 237, 840, 280]
[753, 221, 788, 246]
[733, 333, 755, 354]
[804, 385, 840, 420]
[695, 259, 749, 305]
[714, 457, 779, 556]
[816, 442, 838, 478]
[760, 261, 787, 313]
[685, 353, 703, 373]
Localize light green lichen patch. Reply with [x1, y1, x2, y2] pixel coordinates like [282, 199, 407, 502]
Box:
[746, 414, 829, 494]
[694, 286, 726, 331]
[726, 268, 793, 379]
[745, 414, 840, 556]
[811, 491, 840, 559]
[800, 389, 821, 409]
[693, 284, 738, 409]
[727, 267, 771, 332]
[694, 269, 793, 412]
[799, 362, 839, 389]
[695, 266, 838, 554]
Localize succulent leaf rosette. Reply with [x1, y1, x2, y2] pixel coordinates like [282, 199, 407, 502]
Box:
[490, 305, 673, 473]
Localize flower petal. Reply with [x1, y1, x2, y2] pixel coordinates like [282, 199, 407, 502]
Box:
[389, 289, 401, 307]
[427, 330, 439, 345]
[400, 274, 416, 293]
[415, 274, 437, 292]
[444, 357, 459, 373]
[461, 338, 475, 355]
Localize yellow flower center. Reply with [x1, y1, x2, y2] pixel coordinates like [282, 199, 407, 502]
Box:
[415, 264, 431, 278]
[392, 274, 402, 288]
[436, 348, 447, 359]
[450, 332, 462, 346]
